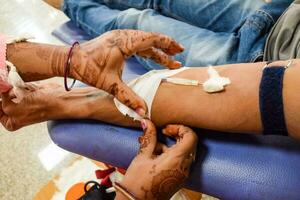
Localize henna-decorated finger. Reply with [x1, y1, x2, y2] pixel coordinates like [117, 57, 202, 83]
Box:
[151, 33, 184, 56]
[162, 124, 198, 156]
[108, 79, 148, 117]
[137, 47, 182, 69]
[113, 30, 184, 57]
[138, 119, 158, 157]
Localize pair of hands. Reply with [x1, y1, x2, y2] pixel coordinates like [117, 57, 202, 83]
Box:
[1, 29, 184, 130]
[71, 30, 197, 197]
[117, 120, 198, 200]
[0, 83, 64, 131]
[74, 30, 197, 199]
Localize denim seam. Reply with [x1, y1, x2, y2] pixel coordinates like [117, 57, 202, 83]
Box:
[246, 10, 274, 31]
[256, 9, 275, 24]
[251, 52, 264, 62]
[245, 19, 264, 31]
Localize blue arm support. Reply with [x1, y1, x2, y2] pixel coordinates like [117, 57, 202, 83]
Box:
[48, 21, 300, 200]
[48, 120, 300, 200]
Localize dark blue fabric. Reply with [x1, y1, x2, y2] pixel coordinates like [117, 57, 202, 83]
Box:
[259, 67, 288, 136]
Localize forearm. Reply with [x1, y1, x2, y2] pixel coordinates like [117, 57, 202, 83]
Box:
[54, 62, 262, 132]
[55, 87, 138, 127]
[6, 42, 70, 81]
[152, 62, 264, 133]
[152, 59, 300, 139]
[43, 59, 300, 139]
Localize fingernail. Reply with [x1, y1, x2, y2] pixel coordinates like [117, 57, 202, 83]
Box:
[179, 44, 185, 50]
[174, 61, 182, 67]
[136, 107, 146, 117]
[141, 119, 147, 130]
[138, 136, 143, 143]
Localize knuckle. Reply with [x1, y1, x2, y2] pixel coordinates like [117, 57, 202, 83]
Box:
[3, 106, 12, 115]
[146, 129, 156, 136]
[107, 82, 119, 96]
[180, 125, 193, 133]
[5, 120, 18, 132]
[185, 132, 198, 143]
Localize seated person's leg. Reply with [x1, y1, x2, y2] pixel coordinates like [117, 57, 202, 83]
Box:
[94, 0, 280, 33]
[60, 0, 293, 66]
[62, 0, 121, 37]
[62, 0, 293, 68]
[2, 60, 300, 140]
[62, 0, 248, 68]
[62, 0, 293, 33]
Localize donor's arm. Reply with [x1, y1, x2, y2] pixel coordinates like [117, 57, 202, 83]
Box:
[2, 60, 300, 140]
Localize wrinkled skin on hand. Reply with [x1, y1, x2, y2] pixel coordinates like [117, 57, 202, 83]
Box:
[117, 120, 198, 200]
[0, 83, 63, 131]
[68, 30, 184, 116]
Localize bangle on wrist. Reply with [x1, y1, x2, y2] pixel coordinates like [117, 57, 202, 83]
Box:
[114, 182, 141, 200]
[64, 41, 79, 91]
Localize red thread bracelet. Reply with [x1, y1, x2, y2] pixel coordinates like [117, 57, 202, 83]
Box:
[64, 41, 79, 91]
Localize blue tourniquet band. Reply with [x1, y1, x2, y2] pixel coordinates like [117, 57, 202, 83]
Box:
[259, 66, 288, 136]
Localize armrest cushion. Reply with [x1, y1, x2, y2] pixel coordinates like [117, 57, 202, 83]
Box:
[48, 120, 300, 200]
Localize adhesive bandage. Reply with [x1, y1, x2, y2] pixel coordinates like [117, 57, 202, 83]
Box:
[162, 66, 231, 93]
[114, 67, 188, 121]
[114, 66, 231, 121]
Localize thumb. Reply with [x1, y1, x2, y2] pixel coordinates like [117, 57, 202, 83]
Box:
[162, 124, 198, 157]
[138, 119, 157, 158]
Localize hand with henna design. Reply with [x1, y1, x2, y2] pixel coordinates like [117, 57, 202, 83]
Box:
[6, 30, 184, 117]
[69, 30, 184, 116]
[0, 82, 101, 131]
[115, 120, 198, 200]
[0, 83, 65, 131]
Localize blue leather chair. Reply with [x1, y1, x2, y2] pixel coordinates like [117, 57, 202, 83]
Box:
[48, 21, 300, 200]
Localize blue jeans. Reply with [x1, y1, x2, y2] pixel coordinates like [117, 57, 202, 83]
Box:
[63, 0, 292, 70]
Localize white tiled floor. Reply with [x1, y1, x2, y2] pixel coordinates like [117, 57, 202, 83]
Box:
[0, 0, 67, 44]
[0, 1, 79, 199]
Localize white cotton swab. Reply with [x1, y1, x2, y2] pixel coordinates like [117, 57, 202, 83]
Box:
[162, 66, 231, 93]
[203, 66, 231, 93]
